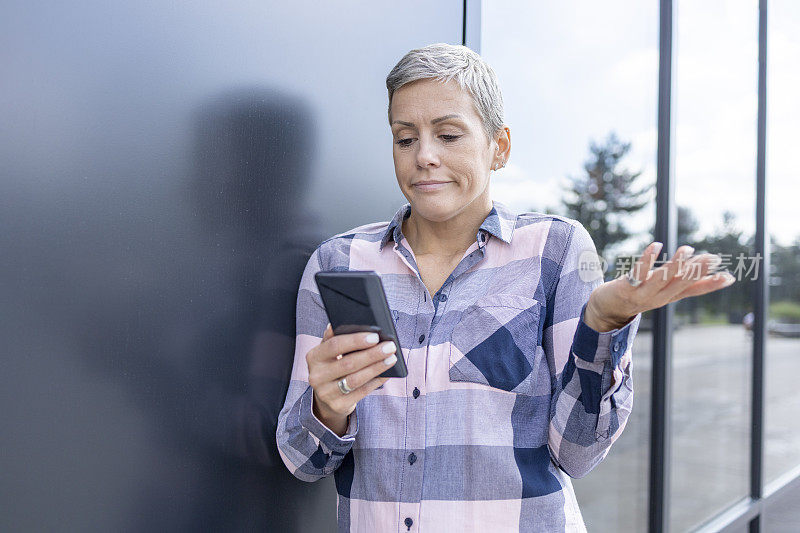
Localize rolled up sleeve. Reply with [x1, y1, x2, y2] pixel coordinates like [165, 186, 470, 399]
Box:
[547, 221, 641, 478]
[275, 245, 359, 482]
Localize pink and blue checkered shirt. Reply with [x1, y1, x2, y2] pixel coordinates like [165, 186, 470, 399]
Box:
[276, 201, 641, 532]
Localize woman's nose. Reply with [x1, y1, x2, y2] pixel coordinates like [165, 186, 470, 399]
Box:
[415, 135, 440, 168]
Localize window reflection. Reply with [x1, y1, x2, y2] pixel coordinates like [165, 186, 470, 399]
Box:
[765, 0, 800, 486]
[482, 2, 657, 531]
[671, 0, 758, 530]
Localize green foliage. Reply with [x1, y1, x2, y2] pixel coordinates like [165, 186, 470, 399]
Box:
[677, 206, 699, 248]
[560, 132, 653, 262]
[770, 301, 800, 323]
[609, 204, 700, 281]
[554, 132, 800, 324]
[675, 210, 755, 322]
[770, 239, 800, 304]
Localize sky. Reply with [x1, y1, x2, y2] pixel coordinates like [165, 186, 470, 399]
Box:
[481, 0, 799, 252]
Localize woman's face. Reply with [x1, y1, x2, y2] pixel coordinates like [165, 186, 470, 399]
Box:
[390, 78, 508, 224]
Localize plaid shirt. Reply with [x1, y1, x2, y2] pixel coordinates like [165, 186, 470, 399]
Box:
[277, 201, 641, 532]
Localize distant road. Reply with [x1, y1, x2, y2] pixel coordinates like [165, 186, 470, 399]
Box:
[573, 324, 800, 532]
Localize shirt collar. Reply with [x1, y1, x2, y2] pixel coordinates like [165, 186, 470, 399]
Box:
[378, 200, 517, 252]
[379, 203, 412, 252]
[480, 200, 516, 244]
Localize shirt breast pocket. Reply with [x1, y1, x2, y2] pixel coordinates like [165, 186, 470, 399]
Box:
[449, 293, 545, 396]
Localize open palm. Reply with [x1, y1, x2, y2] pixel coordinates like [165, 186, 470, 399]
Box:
[587, 242, 737, 330]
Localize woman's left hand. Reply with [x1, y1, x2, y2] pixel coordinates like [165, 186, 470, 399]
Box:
[584, 242, 737, 332]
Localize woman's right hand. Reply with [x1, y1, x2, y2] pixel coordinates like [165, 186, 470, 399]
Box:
[306, 323, 397, 436]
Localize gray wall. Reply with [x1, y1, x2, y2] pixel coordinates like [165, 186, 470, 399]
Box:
[0, 2, 462, 531]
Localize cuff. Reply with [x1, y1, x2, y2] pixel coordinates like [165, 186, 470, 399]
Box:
[572, 301, 641, 368]
[299, 385, 358, 454]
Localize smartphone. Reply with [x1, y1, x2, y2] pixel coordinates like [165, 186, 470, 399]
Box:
[314, 270, 408, 378]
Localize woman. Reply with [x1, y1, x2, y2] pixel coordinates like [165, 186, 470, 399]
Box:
[276, 43, 734, 532]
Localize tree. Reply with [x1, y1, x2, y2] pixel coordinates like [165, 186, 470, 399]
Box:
[769, 237, 800, 306]
[560, 132, 653, 262]
[676, 210, 755, 322]
[677, 205, 699, 249]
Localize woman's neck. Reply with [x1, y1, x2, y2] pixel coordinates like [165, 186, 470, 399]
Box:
[402, 195, 493, 258]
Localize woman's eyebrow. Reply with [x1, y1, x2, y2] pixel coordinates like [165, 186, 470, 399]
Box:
[391, 114, 463, 127]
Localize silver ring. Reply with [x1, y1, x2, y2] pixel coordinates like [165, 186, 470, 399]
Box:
[337, 377, 353, 395]
[626, 268, 643, 287]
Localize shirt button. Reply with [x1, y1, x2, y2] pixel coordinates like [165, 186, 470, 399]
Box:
[439, 293, 448, 302]
[613, 341, 621, 352]
[405, 517, 413, 529]
[412, 387, 420, 399]
[418, 334, 425, 344]
[408, 452, 417, 465]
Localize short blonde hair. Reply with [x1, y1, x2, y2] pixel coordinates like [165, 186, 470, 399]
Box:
[386, 43, 504, 143]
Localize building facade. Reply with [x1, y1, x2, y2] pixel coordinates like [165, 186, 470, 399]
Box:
[1, 1, 796, 531]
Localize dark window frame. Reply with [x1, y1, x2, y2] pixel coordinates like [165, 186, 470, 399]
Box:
[465, 1, 799, 531]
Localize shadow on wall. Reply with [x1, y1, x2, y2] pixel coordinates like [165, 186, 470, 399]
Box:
[73, 87, 332, 530]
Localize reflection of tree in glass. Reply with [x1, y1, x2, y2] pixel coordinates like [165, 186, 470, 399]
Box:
[605, 206, 698, 282]
[559, 132, 653, 262]
[676, 206, 700, 248]
[674, 210, 754, 324]
[768, 239, 800, 325]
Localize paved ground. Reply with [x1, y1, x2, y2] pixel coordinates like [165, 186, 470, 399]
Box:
[572, 324, 800, 532]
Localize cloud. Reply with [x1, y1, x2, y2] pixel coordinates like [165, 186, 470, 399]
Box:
[482, 0, 799, 247]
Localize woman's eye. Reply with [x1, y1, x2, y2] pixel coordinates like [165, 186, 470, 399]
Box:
[395, 135, 460, 146]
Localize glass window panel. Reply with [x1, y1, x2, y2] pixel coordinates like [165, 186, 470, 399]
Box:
[671, 1, 758, 530]
[764, 481, 800, 532]
[765, 0, 800, 485]
[482, 2, 658, 531]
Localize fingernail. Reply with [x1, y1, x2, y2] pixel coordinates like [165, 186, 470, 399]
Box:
[381, 341, 397, 354]
[684, 246, 695, 257]
[365, 333, 379, 344]
[652, 242, 663, 255]
[383, 354, 397, 366]
[723, 272, 736, 286]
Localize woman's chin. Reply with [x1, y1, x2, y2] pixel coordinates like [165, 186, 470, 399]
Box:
[409, 197, 461, 222]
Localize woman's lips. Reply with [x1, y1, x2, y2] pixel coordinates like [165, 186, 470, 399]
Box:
[413, 181, 451, 192]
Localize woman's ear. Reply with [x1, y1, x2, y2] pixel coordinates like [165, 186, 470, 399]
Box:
[499, 126, 511, 155]
[493, 126, 511, 168]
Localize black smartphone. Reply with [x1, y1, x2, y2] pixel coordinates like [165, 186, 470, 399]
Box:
[314, 270, 408, 378]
